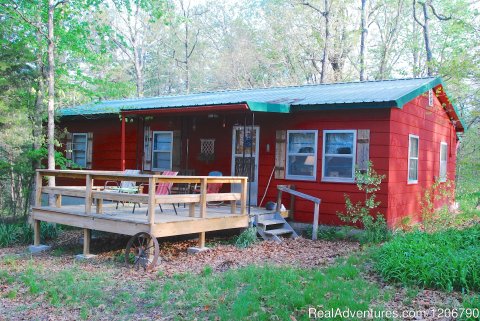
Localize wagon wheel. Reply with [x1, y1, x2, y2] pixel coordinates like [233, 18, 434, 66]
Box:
[125, 232, 159, 271]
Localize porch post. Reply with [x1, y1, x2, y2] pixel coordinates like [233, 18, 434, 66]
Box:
[121, 113, 126, 171]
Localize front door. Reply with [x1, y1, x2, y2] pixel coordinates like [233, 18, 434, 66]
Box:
[231, 126, 260, 206]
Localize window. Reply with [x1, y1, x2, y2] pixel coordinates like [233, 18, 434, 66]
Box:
[322, 130, 356, 182]
[286, 130, 318, 180]
[152, 131, 173, 171]
[408, 134, 419, 183]
[439, 142, 447, 182]
[72, 133, 87, 167]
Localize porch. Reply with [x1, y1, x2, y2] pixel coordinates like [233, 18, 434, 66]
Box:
[31, 170, 250, 255]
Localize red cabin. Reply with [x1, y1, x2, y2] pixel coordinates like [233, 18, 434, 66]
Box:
[58, 77, 464, 228]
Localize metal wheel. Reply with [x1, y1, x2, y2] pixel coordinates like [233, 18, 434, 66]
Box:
[125, 232, 159, 271]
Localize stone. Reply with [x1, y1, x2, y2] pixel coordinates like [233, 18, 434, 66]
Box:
[75, 254, 98, 260]
[28, 244, 51, 254]
[187, 247, 209, 254]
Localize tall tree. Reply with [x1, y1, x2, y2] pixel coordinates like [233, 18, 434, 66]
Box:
[359, 0, 367, 80]
[413, 0, 451, 76]
[302, 0, 331, 83]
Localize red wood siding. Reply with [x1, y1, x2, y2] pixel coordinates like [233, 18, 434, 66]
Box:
[387, 93, 457, 227]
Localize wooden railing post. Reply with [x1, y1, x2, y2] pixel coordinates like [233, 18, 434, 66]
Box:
[276, 189, 283, 213]
[33, 171, 43, 246]
[35, 171, 43, 207]
[312, 203, 320, 241]
[240, 178, 247, 215]
[85, 174, 92, 214]
[199, 177, 207, 218]
[198, 177, 207, 248]
[148, 177, 156, 226]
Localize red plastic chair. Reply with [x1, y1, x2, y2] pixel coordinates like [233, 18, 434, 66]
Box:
[133, 171, 179, 215]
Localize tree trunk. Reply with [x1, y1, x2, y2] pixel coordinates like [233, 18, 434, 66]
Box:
[359, 0, 367, 81]
[412, 13, 419, 77]
[320, 0, 330, 83]
[133, 47, 144, 97]
[421, 2, 433, 76]
[47, 0, 56, 205]
[184, 20, 190, 93]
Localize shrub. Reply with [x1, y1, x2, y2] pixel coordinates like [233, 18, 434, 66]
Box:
[0, 223, 19, 247]
[234, 227, 257, 248]
[0, 221, 61, 247]
[373, 225, 480, 292]
[337, 162, 390, 243]
[419, 179, 455, 232]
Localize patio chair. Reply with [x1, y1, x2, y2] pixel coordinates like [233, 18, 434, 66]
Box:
[133, 171, 178, 215]
[194, 171, 224, 206]
[104, 169, 141, 209]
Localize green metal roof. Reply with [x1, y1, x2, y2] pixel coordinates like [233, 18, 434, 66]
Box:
[58, 77, 462, 128]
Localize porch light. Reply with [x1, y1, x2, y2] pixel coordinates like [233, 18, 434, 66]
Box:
[207, 114, 219, 119]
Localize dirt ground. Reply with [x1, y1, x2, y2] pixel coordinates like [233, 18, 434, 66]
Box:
[0, 231, 469, 321]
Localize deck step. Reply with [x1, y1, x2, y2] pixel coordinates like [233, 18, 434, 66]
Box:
[264, 228, 293, 236]
[257, 219, 285, 226]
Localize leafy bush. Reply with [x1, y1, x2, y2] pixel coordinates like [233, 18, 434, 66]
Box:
[373, 225, 480, 292]
[0, 223, 19, 247]
[234, 227, 257, 248]
[0, 221, 61, 247]
[337, 162, 390, 243]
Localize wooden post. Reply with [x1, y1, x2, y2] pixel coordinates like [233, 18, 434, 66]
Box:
[199, 178, 207, 218]
[240, 178, 247, 215]
[33, 220, 41, 246]
[96, 199, 103, 214]
[276, 189, 283, 213]
[55, 194, 62, 208]
[198, 231, 205, 248]
[198, 177, 207, 248]
[85, 174, 92, 214]
[35, 171, 43, 207]
[289, 185, 295, 219]
[148, 177, 156, 226]
[121, 114, 126, 171]
[83, 228, 91, 255]
[312, 202, 320, 241]
[230, 200, 236, 214]
[189, 203, 195, 217]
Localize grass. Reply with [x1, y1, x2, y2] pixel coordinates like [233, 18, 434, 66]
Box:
[373, 225, 480, 292]
[0, 255, 383, 320]
[137, 257, 380, 320]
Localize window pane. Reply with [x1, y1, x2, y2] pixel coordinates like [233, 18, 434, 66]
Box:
[152, 152, 170, 169]
[288, 155, 315, 177]
[440, 162, 447, 180]
[153, 133, 172, 151]
[409, 137, 418, 157]
[324, 156, 354, 178]
[409, 159, 418, 181]
[441, 144, 447, 161]
[288, 132, 315, 153]
[73, 151, 86, 167]
[325, 133, 354, 155]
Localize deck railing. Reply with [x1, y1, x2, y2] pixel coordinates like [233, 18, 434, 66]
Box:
[34, 169, 249, 228]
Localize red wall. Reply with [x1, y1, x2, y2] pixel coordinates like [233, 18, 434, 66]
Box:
[387, 93, 457, 227]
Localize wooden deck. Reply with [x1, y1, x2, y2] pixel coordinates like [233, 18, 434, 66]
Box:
[31, 170, 251, 252]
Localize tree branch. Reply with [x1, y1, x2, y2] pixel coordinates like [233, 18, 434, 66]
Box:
[412, 0, 424, 27]
[1, 3, 47, 39]
[428, 3, 451, 21]
[301, 1, 327, 16]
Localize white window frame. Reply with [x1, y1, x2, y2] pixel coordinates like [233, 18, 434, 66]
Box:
[408, 134, 419, 184]
[72, 133, 88, 168]
[322, 130, 357, 183]
[151, 131, 173, 171]
[285, 130, 318, 181]
[439, 142, 448, 182]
